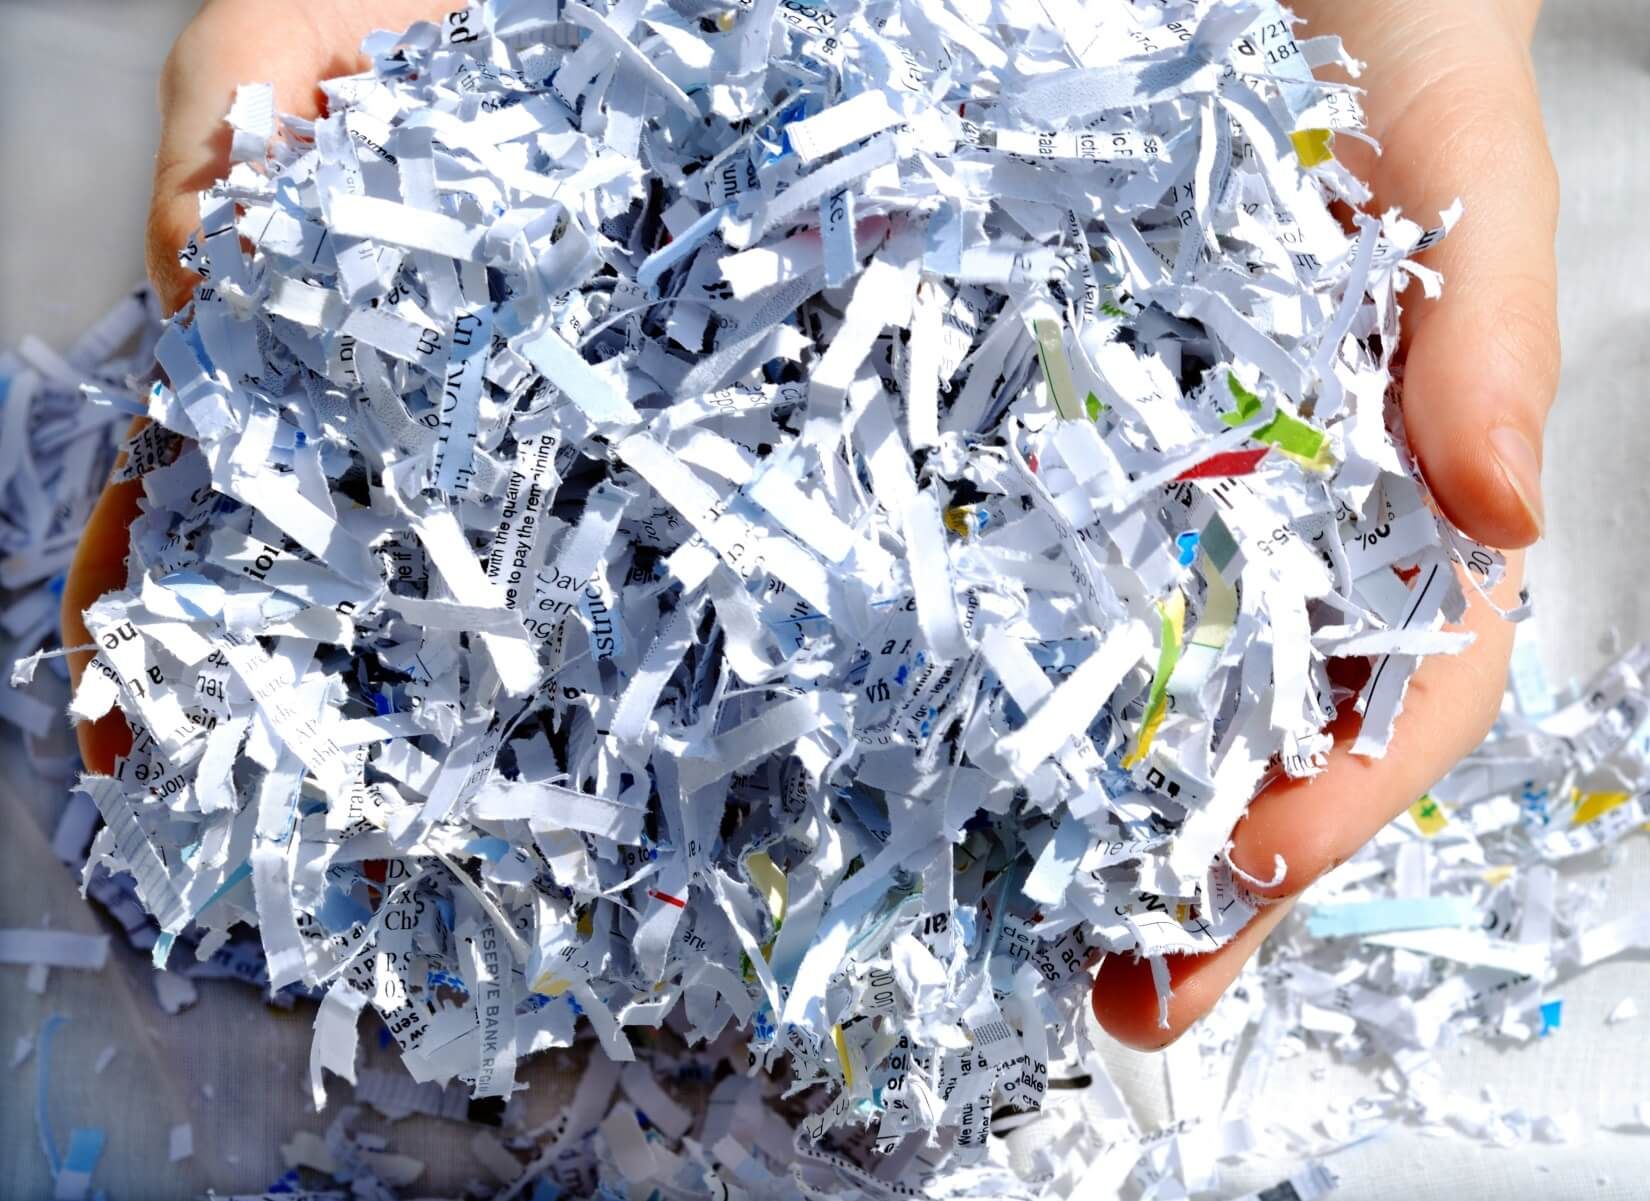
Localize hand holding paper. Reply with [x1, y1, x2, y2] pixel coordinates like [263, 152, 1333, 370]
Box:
[61, 0, 454, 775]
[1093, 0, 1558, 1049]
[58, 0, 1557, 1108]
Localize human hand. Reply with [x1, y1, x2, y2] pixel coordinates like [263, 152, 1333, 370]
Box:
[1091, 0, 1559, 1047]
[61, 0, 453, 774]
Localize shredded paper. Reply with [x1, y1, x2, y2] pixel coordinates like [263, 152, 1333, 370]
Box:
[12, 0, 1641, 1197]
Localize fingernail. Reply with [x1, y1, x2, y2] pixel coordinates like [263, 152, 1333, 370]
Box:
[1488, 425, 1545, 540]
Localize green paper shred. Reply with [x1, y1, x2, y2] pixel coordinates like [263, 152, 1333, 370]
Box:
[1221, 372, 1326, 459]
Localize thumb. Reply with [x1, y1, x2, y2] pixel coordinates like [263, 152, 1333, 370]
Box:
[146, 0, 460, 315]
[1331, 2, 1560, 549]
[146, 10, 288, 316]
[146, 2, 335, 314]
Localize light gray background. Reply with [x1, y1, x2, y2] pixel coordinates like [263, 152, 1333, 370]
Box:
[3, 1, 1647, 1197]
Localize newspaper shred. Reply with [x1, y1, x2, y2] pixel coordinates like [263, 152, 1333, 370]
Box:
[11, 0, 1639, 1196]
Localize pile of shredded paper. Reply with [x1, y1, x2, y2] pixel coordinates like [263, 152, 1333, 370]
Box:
[20, 0, 1647, 1196]
[13, 624, 1650, 1200]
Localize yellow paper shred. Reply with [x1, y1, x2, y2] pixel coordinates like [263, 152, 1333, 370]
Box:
[1289, 128, 1335, 167]
[1409, 794, 1448, 837]
[1572, 789, 1629, 826]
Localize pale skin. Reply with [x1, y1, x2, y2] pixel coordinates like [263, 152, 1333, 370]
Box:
[61, 0, 1558, 1049]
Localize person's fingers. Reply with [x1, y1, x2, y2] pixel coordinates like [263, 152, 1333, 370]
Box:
[148, 0, 453, 314]
[149, 2, 326, 313]
[1299, 0, 1560, 550]
[1092, 553, 1521, 1046]
[1093, 898, 1296, 1051]
[1227, 556, 1520, 900]
[1381, 27, 1558, 551]
[148, 5, 300, 315]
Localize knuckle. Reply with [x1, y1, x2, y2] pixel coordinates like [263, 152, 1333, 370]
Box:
[1384, 60, 1557, 226]
[1482, 283, 1561, 397]
[156, 18, 207, 113]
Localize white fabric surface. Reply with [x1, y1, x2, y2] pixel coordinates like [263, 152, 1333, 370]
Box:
[3, 2, 1648, 1197]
